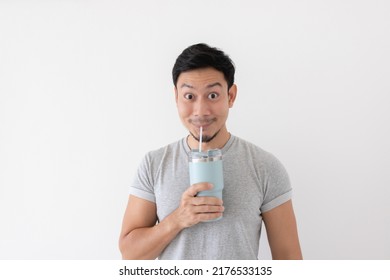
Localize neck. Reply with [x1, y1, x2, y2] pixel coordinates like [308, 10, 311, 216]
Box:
[187, 126, 231, 151]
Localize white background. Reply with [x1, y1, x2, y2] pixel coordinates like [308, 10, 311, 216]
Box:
[0, 0, 389, 260]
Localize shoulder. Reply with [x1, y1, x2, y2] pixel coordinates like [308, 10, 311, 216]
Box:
[143, 138, 185, 164]
[231, 136, 280, 163]
[230, 135, 289, 176]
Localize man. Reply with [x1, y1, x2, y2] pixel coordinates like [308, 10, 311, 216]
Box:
[119, 43, 302, 260]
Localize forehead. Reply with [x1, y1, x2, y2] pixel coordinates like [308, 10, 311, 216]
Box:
[177, 68, 227, 89]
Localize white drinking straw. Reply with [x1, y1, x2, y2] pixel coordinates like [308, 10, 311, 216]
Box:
[199, 126, 203, 152]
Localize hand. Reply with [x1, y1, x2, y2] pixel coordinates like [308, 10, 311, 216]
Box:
[172, 182, 224, 229]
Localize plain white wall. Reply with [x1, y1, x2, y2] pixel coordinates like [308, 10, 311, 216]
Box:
[1, 0, 389, 259]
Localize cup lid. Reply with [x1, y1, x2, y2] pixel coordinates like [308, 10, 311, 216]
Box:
[189, 149, 222, 162]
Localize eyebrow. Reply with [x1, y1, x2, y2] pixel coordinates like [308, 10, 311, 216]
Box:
[181, 83, 194, 89]
[206, 82, 223, 88]
[180, 82, 223, 89]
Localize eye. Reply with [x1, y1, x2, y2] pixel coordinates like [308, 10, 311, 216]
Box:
[208, 92, 219, 100]
[184, 93, 194, 100]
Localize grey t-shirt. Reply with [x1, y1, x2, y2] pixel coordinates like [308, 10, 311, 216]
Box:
[129, 135, 292, 259]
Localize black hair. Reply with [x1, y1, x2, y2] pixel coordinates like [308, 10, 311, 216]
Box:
[172, 43, 235, 89]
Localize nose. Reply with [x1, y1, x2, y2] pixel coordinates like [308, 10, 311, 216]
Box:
[193, 97, 211, 116]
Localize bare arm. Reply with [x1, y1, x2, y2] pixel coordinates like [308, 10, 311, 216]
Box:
[262, 200, 303, 260]
[118, 183, 224, 260]
[118, 195, 179, 259]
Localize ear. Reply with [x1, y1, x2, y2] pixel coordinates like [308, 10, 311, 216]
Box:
[228, 84, 237, 108]
[174, 86, 178, 104]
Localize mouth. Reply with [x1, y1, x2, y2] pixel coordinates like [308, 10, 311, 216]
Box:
[189, 117, 216, 130]
[191, 123, 211, 130]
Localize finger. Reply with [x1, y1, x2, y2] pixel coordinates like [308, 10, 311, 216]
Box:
[184, 182, 213, 197]
[194, 205, 225, 214]
[191, 196, 223, 206]
[197, 212, 223, 221]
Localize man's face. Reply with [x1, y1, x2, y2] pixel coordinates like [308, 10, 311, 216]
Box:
[175, 67, 236, 142]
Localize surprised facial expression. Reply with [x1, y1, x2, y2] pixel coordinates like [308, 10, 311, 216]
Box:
[175, 67, 236, 142]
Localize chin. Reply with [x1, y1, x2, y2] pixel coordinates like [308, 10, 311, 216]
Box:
[190, 128, 221, 143]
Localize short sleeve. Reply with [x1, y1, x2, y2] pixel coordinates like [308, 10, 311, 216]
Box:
[260, 153, 292, 213]
[129, 153, 156, 203]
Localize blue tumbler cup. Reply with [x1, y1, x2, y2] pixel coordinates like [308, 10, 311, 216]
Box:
[189, 149, 224, 221]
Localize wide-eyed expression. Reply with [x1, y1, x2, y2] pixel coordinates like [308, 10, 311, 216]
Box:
[175, 67, 236, 142]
